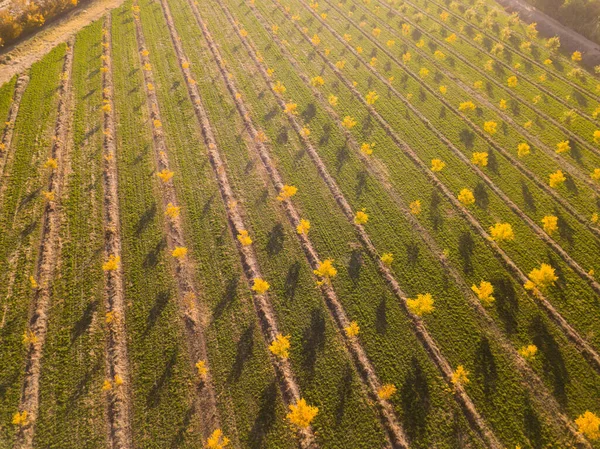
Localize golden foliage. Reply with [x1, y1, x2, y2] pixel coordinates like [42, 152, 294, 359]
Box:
[206, 429, 230, 449]
[269, 334, 291, 358]
[287, 398, 318, 428]
[489, 223, 514, 242]
[471, 281, 495, 306]
[102, 255, 120, 272]
[377, 383, 397, 400]
[576, 411, 600, 439]
[451, 365, 469, 385]
[252, 278, 270, 294]
[407, 293, 434, 316]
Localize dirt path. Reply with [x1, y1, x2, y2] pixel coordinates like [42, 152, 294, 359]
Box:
[131, 5, 220, 440]
[494, 0, 600, 67]
[0, 0, 125, 86]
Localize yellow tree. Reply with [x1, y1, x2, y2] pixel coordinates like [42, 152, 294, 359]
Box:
[576, 411, 600, 439]
[471, 281, 495, 306]
[206, 429, 230, 449]
[287, 399, 319, 428]
[269, 334, 291, 358]
[407, 293, 434, 316]
[524, 263, 557, 296]
[489, 223, 514, 242]
[377, 384, 397, 400]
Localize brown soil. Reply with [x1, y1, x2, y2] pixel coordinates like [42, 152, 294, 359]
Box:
[0, 0, 125, 86]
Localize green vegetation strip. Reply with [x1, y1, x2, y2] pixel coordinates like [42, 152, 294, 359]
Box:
[219, 0, 600, 445]
[35, 20, 107, 449]
[0, 45, 65, 445]
[111, 5, 200, 446]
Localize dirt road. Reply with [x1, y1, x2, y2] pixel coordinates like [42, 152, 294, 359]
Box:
[495, 0, 600, 68]
[0, 0, 125, 86]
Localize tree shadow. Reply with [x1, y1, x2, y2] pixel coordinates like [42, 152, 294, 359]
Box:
[401, 356, 430, 440]
[458, 231, 474, 274]
[459, 129, 475, 149]
[284, 261, 301, 301]
[375, 296, 387, 335]
[335, 364, 354, 425]
[301, 103, 317, 124]
[572, 90, 588, 108]
[146, 348, 178, 408]
[170, 405, 195, 449]
[319, 123, 331, 146]
[266, 223, 285, 256]
[145, 290, 170, 334]
[249, 382, 278, 449]
[521, 181, 536, 212]
[406, 241, 420, 265]
[142, 237, 167, 269]
[135, 202, 157, 236]
[429, 190, 443, 230]
[335, 145, 350, 173]
[348, 249, 363, 282]
[213, 275, 239, 321]
[301, 308, 326, 377]
[276, 127, 288, 145]
[229, 324, 255, 382]
[474, 183, 489, 210]
[530, 316, 568, 404]
[487, 149, 498, 174]
[555, 209, 575, 246]
[523, 396, 543, 449]
[70, 300, 97, 344]
[473, 336, 498, 395]
[355, 169, 369, 199]
[564, 174, 578, 195]
[493, 277, 518, 335]
[570, 140, 583, 164]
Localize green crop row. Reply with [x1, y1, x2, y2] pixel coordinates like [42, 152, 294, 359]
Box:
[289, 0, 600, 280]
[140, 0, 394, 446]
[129, 0, 297, 446]
[0, 76, 17, 136]
[369, 0, 600, 142]
[0, 45, 65, 446]
[215, 0, 600, 445]
[34, 20, 107, 449]
[111, 5, 202, 446]
[179, 0, 592, 446]
[259, 0, 600, 349]
[339, 0, 600, 211]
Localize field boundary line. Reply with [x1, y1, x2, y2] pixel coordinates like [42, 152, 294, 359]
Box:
[0, 74, 29, 195]
[155, 0, 318, 446]
[185, 0, 410, 446]
[130, 2, 221, 439]
[291, 0, 600, 296]
[235, 5, 591, 444]
[100, 14, 134, 449]
[265, 0, 600, 373]
[13, 39, 74, 449]
[392, 0, 600, 124]
[223, 2, 510, 447]
[340, 0, 600, 220]
[369, 0, 600, 162]
[401, 0, 600, 104]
